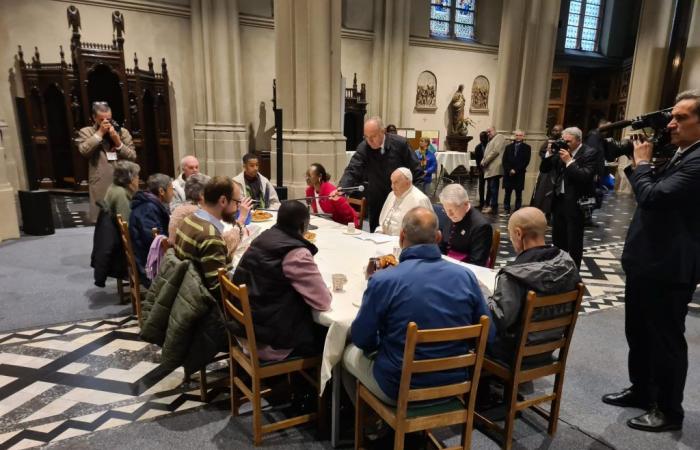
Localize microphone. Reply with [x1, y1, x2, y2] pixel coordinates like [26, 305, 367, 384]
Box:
[338, 185, 365, 193]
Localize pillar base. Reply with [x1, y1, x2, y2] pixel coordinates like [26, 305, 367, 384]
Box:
[193, 123, 248, 177]
[0, 184, 20, 242]
[272, 130, 347, 199]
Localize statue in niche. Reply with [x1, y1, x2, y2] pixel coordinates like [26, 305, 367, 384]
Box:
[448, 84, 474, 136]
[67, 6, 81, 33]
[415, 71, 437, 111]
[112, 11, 125, 37]
[470, 75, 489, 113]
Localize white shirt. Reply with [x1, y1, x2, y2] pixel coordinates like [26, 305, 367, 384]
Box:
[376, 185, 433, 236]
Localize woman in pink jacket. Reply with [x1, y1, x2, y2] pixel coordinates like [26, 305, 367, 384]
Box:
[305, 163, 358, 227]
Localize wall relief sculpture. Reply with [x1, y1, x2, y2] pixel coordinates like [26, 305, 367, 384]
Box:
[470, 75, 489, 113]
[415, 70, 437, 111]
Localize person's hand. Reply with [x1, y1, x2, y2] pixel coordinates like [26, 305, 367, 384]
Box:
[329, 189, 341, 201]
[97, 119, 111, 138]
[546, 142, 553, 156]
[632, 135, 653, 165]
[509, 169, 516, 176]
[237, 196, 253, 223]
[559, 148, 572, 164]
[109, 125, 122, 147]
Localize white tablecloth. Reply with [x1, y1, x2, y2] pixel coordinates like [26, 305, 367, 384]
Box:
[228, 213, 497, 393]
[435, 151, 474, 173]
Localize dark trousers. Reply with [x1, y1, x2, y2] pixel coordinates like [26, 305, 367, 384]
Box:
[485, 177, 500, 210]
[551, 195, 584, 268]
[625, 277, 695, 421]
[503, 188, 523, 212]
[477, 171, 485, 207]
[368, 192, 385, 233]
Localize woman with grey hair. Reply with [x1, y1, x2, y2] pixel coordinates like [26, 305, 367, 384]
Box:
[103, 160, 140, 223]
[438, 183, 493, 267]
[168, 173, 210, 244]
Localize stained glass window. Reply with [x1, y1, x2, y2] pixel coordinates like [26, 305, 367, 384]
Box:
[429, 0, 476, 41]
[565, 0, 604, 52]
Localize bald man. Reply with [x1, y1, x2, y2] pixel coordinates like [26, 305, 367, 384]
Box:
[338, 117, 422, 232]
[171, 155, 200, 211]
[487, 207, 581, 364]
[375, 168, 432, 236]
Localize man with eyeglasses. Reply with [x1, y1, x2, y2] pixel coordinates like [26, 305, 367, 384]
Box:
[539, 126, 597, 268]
[76, 102, 136, 222]
[336, 117, 423, 232]
[174, 176, 248, 298]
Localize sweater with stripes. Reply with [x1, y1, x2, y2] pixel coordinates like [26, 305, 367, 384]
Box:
[174, 213, 232, 296]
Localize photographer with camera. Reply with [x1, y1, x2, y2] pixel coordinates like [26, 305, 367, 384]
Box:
[539, 126, 597, 268]
[77, 102, 136, 222]
[602, 90, 700, 432]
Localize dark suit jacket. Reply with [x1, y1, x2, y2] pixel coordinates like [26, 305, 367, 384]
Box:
[439, 207, 493, 267]
[621, 141, 700, 285]
[502, 142, 531, 190]
[339, 133, 422, 202]
[539, 144, 597, 216]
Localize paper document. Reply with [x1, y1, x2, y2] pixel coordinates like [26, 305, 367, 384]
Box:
[353, 232, 396, 244]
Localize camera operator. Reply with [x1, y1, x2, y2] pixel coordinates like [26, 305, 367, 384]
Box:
[603, 90, 700, 432]
[539, 126, 597, 268]
[76, 102, 136, 222]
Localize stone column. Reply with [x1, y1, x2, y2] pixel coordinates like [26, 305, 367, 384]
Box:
[272, 0, 347, 198]
[191, 0, 247, 176]
[491, 0, 560, 204]
[368, 0, 411, 124]
[617, 0, 675, 192]
[0, 120, 21, 242]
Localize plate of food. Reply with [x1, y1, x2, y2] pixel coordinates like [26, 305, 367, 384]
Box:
[251, 210, 273, 222]
[377, 254, 398, 269]
[303, 231, 316, 242]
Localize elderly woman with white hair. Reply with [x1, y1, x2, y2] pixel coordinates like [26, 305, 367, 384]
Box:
[438, 184, 493, 267]
[376, 167, 432, 235]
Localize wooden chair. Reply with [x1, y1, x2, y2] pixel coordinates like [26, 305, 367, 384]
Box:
[348, 196, 367, 229]
[116, 214, 142, 323]
[474, 283, 585, 450]
[355, 316, 491, 450]
[218, 269, 324, 446]
[486, 228, 501, 269]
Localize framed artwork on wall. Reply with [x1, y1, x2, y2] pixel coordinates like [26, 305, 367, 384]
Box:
[469, 75, 489, 113]
[415, 71, 438, 111]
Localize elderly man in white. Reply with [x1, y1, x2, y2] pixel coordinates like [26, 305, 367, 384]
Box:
[376, 167, 432, 235]
[171, 155, 201, 212]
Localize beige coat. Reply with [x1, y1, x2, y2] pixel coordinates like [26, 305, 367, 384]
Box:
[76, 125, 136, 222]
[481, 133, 505, 179]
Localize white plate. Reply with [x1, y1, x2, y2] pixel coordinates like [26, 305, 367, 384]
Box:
[342, 229, 363, 235]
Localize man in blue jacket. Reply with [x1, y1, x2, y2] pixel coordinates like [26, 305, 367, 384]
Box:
[343, 206, 494, 404]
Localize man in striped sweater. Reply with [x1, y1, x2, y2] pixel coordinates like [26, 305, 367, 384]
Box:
[174, 176, 246, 297]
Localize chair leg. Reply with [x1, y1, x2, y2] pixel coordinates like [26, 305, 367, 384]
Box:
[463, 409, 474, 450]
[393, 429, 405, 450]
[199, 366, 208, 402]
[230, 358, 240, 416]
[502, 384, 518, 450]
[548, 374, 563, 435]
[355, 383, 364, 450]
[252, 378, 263, 446]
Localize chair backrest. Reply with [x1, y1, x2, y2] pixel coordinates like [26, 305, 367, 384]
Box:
[348, 196, 367, 229]
[395, 316, 490, 419]
[487, 227, 500, 269]
[218, 268, 261, 371]
[116, 214, 141, 318]
[511, 283, 585, 376]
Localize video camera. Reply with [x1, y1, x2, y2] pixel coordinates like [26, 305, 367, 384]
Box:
[598, 107, 675, 160]
[550, 138, 569, 151]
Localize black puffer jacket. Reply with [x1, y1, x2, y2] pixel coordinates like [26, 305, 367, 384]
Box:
[91, 200, 126, 287]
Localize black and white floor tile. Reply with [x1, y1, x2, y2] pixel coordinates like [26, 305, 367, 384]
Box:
[0, 318, 227, 450]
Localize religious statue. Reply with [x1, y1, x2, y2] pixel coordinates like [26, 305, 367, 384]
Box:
[66, 5, 81, 33]
[112, 11, 125, 38]
[448, 84, 475, 136]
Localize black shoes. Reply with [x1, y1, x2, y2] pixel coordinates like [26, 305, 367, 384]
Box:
[627, 408, 682, 432]
[601, 387, 651, 409]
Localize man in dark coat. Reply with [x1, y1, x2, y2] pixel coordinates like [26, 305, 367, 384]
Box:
[337, 117, 422, 232]
[603, 90, 700, 432]
[472, 131, 489, 208]
[531, 124, 562, 219]
[539, 126, 597, 268]
[502, 130, 531, 213]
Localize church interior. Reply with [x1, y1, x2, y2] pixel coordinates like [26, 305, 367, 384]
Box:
[0, 0, 699, 449]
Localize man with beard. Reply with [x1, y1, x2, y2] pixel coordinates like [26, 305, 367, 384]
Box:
[174, 176, 244, 298]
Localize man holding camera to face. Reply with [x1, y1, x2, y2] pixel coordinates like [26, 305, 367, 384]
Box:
[602, 90, 700, 432]
[539, 126, 597, 268]
[77, 102, 136, 222]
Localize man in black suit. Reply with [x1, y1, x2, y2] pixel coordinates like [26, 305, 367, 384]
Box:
[532, 124, 562, 220]
[472, 131, 488, 209]
[539, 126, 596, 268]
[502, 130, 531, 213]
[337, 117, 422, 232]
[603, 90, 700, 432]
